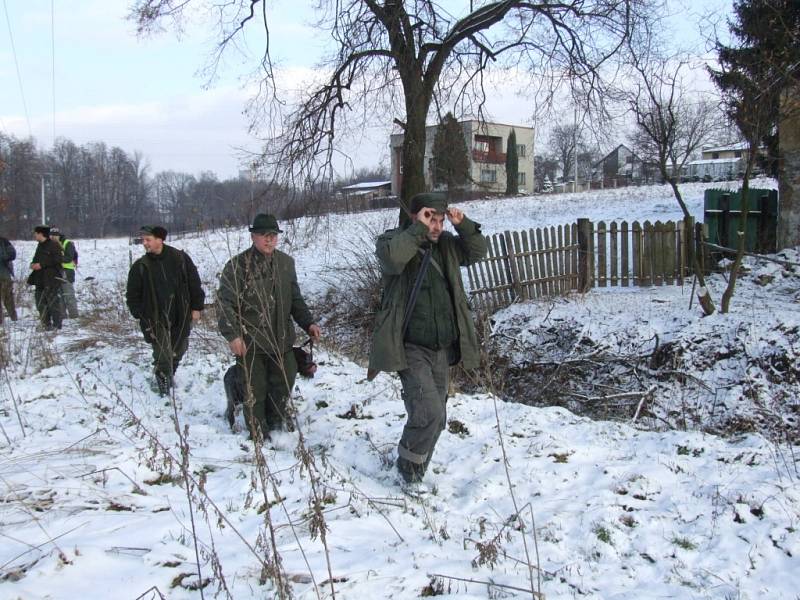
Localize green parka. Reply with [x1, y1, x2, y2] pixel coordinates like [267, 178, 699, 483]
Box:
[368, 217, 487, 374]
[217, 247, 315, 354]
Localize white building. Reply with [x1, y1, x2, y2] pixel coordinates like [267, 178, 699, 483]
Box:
[684, 142, 749, 181]
[390, 119, 535, 196]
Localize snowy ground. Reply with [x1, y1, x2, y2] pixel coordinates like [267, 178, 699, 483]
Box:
[2, 178, 799, 599]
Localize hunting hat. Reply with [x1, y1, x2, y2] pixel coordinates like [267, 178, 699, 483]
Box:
[249, 213, 282, 234]
[140, 225, 168, 240]
[34, 225, 51, 236]
[409, 192, 447, 214]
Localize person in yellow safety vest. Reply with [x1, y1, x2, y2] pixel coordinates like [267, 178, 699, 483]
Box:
[49, 228, 80, 319]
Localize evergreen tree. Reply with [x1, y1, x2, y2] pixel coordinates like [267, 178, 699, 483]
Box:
[505, 129, 519, 195]
[431, 112, 470, 195]
[709, 0, 800, 249]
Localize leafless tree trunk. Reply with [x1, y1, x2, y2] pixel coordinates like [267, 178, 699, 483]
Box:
[130, 0, 658, 220]
[627, 53, 723, 314]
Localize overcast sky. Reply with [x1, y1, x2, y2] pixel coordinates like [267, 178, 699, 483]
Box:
[1, 0, 732, 180]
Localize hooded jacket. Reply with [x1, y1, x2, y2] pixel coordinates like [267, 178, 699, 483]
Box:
[368, 216, 487, 374]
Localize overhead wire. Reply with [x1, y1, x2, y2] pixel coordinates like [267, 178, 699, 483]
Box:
[51, 0, 56, 145]
[2, 0, 32, 137]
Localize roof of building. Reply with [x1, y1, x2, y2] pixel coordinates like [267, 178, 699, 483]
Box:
[340, 180, 391, 191]
[687, 157, 742, 166]
[593, 144, 639, 167]
[701, 141, 749, 153]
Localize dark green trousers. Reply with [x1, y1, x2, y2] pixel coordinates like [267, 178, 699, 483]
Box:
[396, 343, 450, 482]
[239, 347, 297, 439]
[141, 320, 189, 380]
[34, 285, 62, 330]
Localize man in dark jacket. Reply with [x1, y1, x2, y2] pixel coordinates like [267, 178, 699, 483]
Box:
[0, 235, 18, 323]
[28, 226, 64, 330]
[49, 227, 79, 318]
[126, 226, 205, 396]
[217, 213, 321, 439]
[368, 193, 487, 485]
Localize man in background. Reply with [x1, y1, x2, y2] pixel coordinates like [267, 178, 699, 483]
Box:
[28, 226, 63, 331]
[126, 226, 205, 396]
[0, 234, 18, 324]
[49, 228, 80, 319]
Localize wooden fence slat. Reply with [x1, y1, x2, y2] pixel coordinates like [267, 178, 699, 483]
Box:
[545, 226, 556, 296]
[511, 231, 524, 300]
[557, 225, 565, 293]
[610, 221, 619, 287]
[489, 234, 508, 307]
[536, 227, 548, 296]
[632, 221, 642, 286]
[530, 228, 542, 298]
[520, 230, 535, 298]
[476, 235, 494, 310]
[642, 220, 654, 287]
[597, 220, 608, 288]
[665, 220, 677, 285]
[621, 221, 629, 287]
[656, 220, 666, 286]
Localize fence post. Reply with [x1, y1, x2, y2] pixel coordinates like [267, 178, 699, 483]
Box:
[577, 218, 593, 292]
[683, 216, 694, 282]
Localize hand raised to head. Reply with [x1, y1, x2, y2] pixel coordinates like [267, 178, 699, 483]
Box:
[446, 207, 464, 225]
[416, 207, 435, 228]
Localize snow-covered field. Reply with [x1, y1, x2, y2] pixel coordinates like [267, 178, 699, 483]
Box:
[2, 179, 799, 599]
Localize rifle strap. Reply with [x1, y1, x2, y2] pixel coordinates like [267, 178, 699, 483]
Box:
[401, 246, 432, 337]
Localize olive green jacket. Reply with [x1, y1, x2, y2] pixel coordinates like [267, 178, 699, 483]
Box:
[217, 247, 314, 354]
[368, 217, 487, 374]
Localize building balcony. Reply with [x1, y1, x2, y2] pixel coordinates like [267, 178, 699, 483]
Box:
[472, 149, 506, 164]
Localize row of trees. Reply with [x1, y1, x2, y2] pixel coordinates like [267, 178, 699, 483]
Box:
[0, 133, 310, 239]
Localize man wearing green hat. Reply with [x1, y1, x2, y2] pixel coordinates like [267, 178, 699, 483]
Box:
[217, 213, 321, 440]
[368, 193, 487, 485]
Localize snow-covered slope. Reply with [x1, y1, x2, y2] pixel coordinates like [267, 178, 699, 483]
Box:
[2, 178, 798, 599]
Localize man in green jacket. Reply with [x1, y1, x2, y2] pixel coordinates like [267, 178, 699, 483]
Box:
[368, 193, 487, 484]
[49, 228, 79, 318]
[28, 225, 64, 331]
[217, 213, 321, 440]
[126, 226, 205, 396]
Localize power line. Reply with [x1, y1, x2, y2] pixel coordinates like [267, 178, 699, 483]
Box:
[2, 0, 32, 138]
[51, 0, 56, 145]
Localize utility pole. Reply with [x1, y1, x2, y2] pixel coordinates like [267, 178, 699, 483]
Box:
[573, 107, 579, 193]
[38, 173, 52, 224]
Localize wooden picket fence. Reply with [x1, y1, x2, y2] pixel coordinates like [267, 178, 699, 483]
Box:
[467, 218, 693, 312]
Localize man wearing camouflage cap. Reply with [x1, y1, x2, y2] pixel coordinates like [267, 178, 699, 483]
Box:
[368, 193, 487, 485]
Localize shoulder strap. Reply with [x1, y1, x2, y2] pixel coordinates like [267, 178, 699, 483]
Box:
[402, 246, 432, 336]
[417, 246, 445, 279]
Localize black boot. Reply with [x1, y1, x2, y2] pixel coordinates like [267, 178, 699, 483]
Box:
[155, 371, 172, 397]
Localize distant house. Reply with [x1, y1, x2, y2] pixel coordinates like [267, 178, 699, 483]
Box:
[338, 180, 392, 212]
[389, 119, 535, 196]
[684, 142, 749, 181]
[592, 144, 651, 184]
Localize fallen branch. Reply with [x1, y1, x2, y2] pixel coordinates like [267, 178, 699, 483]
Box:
[702, 242, 800, 268]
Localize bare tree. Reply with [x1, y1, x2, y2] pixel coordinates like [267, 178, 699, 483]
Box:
[549, 122, 581, 183]
[130, 0, 657, 217]
[627, 56, 722, 314]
